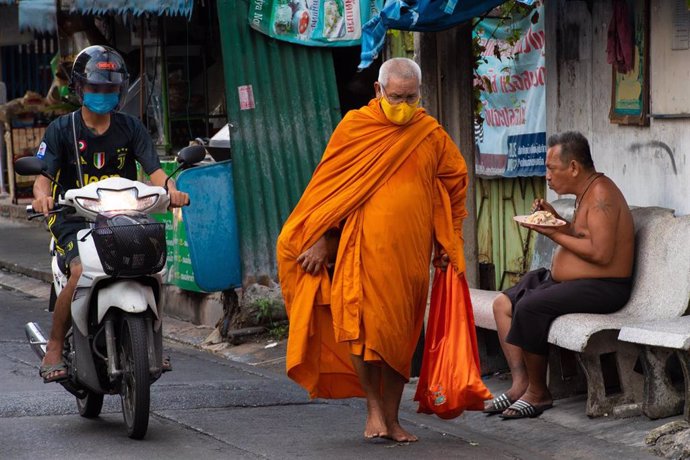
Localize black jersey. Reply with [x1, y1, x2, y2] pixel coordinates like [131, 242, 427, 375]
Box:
[36, 110, 161, 198]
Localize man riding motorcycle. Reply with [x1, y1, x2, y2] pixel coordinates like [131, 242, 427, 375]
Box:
[31, 45, 189, 383]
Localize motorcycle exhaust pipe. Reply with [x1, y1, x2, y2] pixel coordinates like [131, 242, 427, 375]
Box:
[25, 322, 47, 359]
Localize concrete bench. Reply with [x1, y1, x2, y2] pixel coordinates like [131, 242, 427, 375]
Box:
[470, 200, 690, 418]
[618, 316, 690, 422]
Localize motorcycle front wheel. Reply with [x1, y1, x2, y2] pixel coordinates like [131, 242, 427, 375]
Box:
[77, 391, 104, 418]
[118, 314, 150, 440]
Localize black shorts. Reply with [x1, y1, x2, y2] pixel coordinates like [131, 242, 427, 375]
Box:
[48, 214, 90, 273]
[503, 268, 632, 355]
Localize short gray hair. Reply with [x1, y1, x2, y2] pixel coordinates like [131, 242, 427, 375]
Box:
[548, 131, 594, 170]
[378, 58, 422, 87]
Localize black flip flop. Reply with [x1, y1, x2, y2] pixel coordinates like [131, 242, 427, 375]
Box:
[499, 399, 553, 419]
[483, 393, 515, 415]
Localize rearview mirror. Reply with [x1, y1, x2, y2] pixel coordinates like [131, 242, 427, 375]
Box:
[15, 156, 47, 176]
[176, 145, 206, 166]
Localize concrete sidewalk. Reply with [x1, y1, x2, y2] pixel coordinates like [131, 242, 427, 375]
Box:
[0, 201, 685, 459]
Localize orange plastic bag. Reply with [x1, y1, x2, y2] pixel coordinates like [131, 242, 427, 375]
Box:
[414, 268, 493, 419]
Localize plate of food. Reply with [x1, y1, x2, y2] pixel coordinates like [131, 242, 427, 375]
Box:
[513, 210, 566, 227]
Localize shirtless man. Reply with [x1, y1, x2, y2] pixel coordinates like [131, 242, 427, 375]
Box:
[483, 131, 635, 419]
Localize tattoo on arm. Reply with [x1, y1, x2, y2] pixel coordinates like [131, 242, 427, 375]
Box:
[593, 198, 613, 216]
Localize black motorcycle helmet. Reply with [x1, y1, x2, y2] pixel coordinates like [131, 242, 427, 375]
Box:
[71, 45, 129, 110]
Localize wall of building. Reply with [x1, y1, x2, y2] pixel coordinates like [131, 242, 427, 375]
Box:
[417, 25, 480, 287]
[546, 0, 689, 215]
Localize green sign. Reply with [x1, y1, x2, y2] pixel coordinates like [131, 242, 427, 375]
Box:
[140, 161, 205, 293]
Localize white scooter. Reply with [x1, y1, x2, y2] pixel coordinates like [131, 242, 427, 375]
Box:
[16, 145, 206, 439]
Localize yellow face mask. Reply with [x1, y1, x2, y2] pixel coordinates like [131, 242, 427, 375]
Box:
[380, 96, 420, 125]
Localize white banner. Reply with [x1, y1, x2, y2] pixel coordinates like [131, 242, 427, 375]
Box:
[474, 3, 546, 178]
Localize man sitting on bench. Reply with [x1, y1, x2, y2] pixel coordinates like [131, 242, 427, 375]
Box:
[484, 131, 635, 420]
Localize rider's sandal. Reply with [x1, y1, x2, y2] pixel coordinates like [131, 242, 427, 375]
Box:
[39, 362, 68, 384]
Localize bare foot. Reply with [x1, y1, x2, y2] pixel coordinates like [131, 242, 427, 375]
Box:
[363, 398, 388, 438]
[384, 422, 418, 442]
[364, 413, 388, 439]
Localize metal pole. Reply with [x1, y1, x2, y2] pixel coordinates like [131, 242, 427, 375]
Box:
[139, 16, 146, 122]
[160, 19, 171, 153]
[0, 81, 6, 194]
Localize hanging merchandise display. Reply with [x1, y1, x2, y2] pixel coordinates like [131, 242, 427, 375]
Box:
[248, 0, 382, 47]
[473, 2, 546, 178]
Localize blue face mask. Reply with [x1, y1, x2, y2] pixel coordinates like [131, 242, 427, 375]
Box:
[83, 92, 119, 114]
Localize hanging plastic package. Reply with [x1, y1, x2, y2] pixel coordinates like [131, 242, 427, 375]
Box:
[248, 0, 382, 47]
[414, 267, 493, 419]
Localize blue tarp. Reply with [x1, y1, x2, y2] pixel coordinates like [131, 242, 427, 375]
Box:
[71, 0, 193, 18]
[359, 0, 506, 68]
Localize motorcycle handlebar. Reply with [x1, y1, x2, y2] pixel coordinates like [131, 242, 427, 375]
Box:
[26, 204, 64, 221]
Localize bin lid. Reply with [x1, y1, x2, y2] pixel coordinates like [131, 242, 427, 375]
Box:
[207, 124, 231, 162]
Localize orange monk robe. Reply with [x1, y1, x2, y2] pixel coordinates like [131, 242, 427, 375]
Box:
[277, 99, 468, 399]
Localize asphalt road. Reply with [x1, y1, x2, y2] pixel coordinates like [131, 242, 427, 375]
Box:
[0, 209, 670, 459]
[0, 248, 662, 460]
[0, 285, 541, 460]
[0, 286, 310, 458]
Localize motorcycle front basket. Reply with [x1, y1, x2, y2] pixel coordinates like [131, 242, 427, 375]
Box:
[92, 222, 167, 277]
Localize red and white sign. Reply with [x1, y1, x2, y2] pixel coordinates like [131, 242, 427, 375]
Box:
[238, 85, 255, 111]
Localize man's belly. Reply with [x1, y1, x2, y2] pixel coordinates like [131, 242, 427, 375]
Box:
[551, 248, 631, 281]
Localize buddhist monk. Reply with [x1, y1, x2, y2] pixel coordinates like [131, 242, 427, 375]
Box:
[276, 58, 469, 442]
[484, 131, 634, 419]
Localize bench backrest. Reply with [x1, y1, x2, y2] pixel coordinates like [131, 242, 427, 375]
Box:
[530, 201, 690, 320]
[625, 207, 690, 319]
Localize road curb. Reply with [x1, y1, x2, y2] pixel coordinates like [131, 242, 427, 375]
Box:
[0, 260, 52, 284]
[0, 201, 45, 227]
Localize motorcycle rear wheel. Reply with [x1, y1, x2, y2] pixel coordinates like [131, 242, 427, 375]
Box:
[77, 391, 104, 418]
[118, 314, 150, 440]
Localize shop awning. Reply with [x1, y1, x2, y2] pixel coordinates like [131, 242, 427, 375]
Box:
[359, 0, 534, 68]
[71, 0, 193, 18]
[1, 0, 193, 34]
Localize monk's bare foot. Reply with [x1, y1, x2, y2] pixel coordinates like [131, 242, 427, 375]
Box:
[364, 413, 388, 439]
[363, 398, 388, 438]
[384, 422, 418, 442]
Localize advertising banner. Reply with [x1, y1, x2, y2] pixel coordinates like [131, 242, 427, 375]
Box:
[249, 0, 381, 47]
[473, 3, 546, 178]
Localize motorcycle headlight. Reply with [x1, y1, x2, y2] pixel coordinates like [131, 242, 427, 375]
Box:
[135, 194, 160, 211]
[75, 188, 159, 213]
